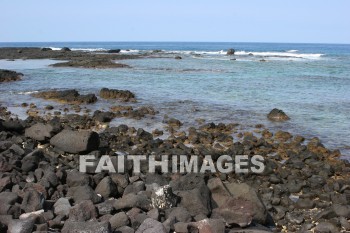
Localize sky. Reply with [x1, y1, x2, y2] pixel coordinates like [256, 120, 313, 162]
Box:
[1, 0, 349, 43]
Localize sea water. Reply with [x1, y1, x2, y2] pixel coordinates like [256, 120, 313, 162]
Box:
[0, 42, 349, 158]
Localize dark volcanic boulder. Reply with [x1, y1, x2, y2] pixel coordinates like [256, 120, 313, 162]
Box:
[100, 88, 136, 102]
[61, 47, 71, 52]
[227, 48, 235, 55]
[0, 69, 23, 82]
[21, 190, 44, 213]
[107, 49, 121, 53]
[267, 108, 290, 121]
[32, 89, 97, 104]
[25, 123, 55, 141]
[50, 129, 99, 153]
[41, 47, 52, 51]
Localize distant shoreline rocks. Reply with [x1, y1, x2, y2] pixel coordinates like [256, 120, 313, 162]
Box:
[51, 59, 130, 69]
[226, 48, 235, 55]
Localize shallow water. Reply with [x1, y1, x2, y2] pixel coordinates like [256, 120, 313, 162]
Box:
[0, 42, 349, 158]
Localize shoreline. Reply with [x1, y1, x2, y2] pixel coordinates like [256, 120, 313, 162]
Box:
[1, 90, 350, 232]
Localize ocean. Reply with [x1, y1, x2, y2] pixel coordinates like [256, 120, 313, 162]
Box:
[0, 42, 349, 158]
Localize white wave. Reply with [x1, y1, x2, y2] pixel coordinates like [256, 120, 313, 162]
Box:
[18, 91, 39, 95]
[48, 47, 62, 51]
[70, 48, 107, 52]
[234, 51, 323, 60]
[120, 49, 140, 54]
[286, 50, 298, 52]
[48, 47, 107, 52]
[164, 50, 226, 55]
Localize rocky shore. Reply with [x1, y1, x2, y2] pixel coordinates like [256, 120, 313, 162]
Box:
[0, 47, 349, 233]
[0, 48, 141, 68]
[0, 93, 350, 233]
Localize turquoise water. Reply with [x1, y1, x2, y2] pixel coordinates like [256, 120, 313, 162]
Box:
[0, 42, 349, 157]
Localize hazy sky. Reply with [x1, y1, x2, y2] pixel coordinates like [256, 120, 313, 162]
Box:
[1, 0, 349, 43]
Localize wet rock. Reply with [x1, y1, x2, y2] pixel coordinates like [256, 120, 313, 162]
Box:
[1, 119, 25, 132]
[41, 47, 52, 51]
[108, 49, 121, 53]
[61, 221, 112, 233]
[163, 117, 182, 127]
[0, 69, 23, 82]
[100, 88, 136, 102]
[50, 129, 99, 153]
[61, 47, 71, 52]
[175, 56, 182, 59]
[68, 200, 97, 221]
[21, 190, 44, 213]
[96, 176, 118, 199]
[267, 108, 290, 121]
[135, 218, 166, 233]
[93, 110, 115, 122]
[52, 58, 130, 68]
[25, 123, 55, 141]
[226, 49, 235, 55]
[109, 212, 130, 230]
[53, 198, 71, 217]
[32, 89, 97, 104]
[151, 185, 179, 210]
[45, 105, 54, 110]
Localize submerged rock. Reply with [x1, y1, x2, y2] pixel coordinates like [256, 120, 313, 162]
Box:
[51, 58, 129, 69]
[32, 89, 97, 104]
[267, 108, 290, 121]
[100, 88, 136, 102]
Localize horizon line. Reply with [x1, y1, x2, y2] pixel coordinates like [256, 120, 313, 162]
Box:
[0, 41, 349, 45]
